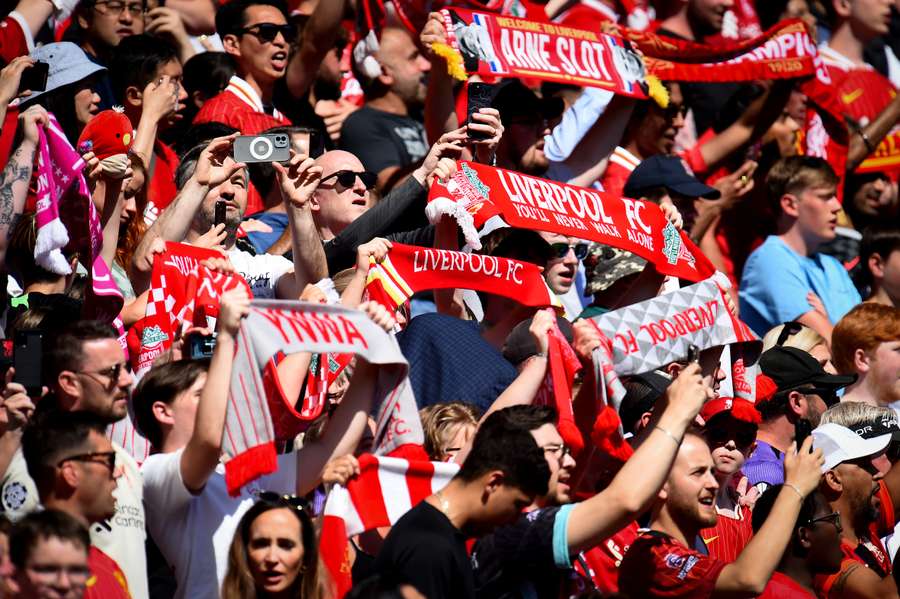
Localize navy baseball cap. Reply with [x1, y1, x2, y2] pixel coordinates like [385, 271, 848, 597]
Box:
[623, 155, 721, 200]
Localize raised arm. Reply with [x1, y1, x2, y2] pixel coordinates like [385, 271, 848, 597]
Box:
[11, 0, 53, 40]
[272, 152, 328, 298]
[0, 56, 34, 127]
[420, 11, 460, 143]
[848, 93, 900, 172]
[179, 282, 250, 493]
[285, 0, 349, 99]
[566, 361, 711, 553]
[0, 106, 47, 266]
[713, 438, 823, 595]
[295, 302, 397, 495]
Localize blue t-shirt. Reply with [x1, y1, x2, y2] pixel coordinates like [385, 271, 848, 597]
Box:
[245, 212, 289, 254]
[739, 236, 861, 336]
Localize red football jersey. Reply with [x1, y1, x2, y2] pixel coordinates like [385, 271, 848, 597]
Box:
[84, 547, 131, 599]
[618, 530, 727, 598]
[576, 521, 641, 594]
[700, 504, 754, 563]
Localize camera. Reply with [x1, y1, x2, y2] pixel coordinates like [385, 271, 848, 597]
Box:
[233, 133, 291, 164]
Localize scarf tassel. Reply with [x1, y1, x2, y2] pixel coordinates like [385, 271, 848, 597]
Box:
[225, 442, 277, 497]
[431, 42, 468, 81]
[591, 405, 634, 463]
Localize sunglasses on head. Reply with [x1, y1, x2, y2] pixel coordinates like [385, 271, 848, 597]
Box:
[255, 490, 308, 512]
[237, 22, 296, 43]
[549, 242, 589, 260]
[320, 169, 377, 190]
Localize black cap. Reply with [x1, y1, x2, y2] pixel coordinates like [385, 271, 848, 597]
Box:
[759, 347, 856, 392]
[623, 155, 721, 200]
[619, 371, 672, 435]
[502, 316, 574, 366]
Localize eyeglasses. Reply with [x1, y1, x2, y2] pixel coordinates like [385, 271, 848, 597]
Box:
[77, 362, 127, 386]
[549, 242, 589, 260]
[255, 490, 307, 512]
[57, 451, 117, 475]
[661, 103, 687, 121]
[93, 1, 146, 16]
[542, 443, 571, 460]
[320, 170, 377, 190]
[706, 424, 757, 450]
[236, 23, 296, 44]
[807, 511, 842, 532]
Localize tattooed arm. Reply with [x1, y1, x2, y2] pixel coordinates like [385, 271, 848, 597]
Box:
[0, 106, 48, 267]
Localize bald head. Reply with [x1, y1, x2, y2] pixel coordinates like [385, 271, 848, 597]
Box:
[311, 150, 371, 240]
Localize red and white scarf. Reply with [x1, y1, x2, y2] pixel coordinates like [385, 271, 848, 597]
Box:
[535, 315, 585, 455]
[365, 242, 561, 312]
[226, 301, 423, 495]
[320, 454, 459, 597]
[427, 161, 715, 282]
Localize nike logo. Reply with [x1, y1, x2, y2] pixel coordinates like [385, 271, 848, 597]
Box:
[702, 536, 718, 545]
[842, 89, 863, 104]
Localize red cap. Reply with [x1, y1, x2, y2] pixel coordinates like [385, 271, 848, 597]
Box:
[756, 373, 777, 404]
[700, 397, 761, 425]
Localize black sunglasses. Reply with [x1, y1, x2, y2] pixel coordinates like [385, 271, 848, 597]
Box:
[57, 451, 117, 474]
[320, 169, 377, 190]
[706, 424, 757, 449]
[775, 321, 804, 347]
[237, 22, 296, 43]
[550, 242, 589, 260]
[802, 386, 839, 407]
[255, 490, 308, 512]
[807, 511, 842, 532]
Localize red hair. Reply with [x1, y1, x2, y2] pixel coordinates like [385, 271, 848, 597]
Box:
[832, 303, 900, 375]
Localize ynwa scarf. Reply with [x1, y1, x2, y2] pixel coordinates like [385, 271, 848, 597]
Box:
[227, 301, 422, 495]
[534, 316, 585, 456]
[320, 454, 459, 598]
[365, 242, 561, 312]
[427, 161, 715, 282]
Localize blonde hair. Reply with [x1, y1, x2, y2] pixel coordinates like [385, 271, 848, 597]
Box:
[419, 402, 480, 461]
[762, 323, 826, 354]
[820, 402, 894, 429]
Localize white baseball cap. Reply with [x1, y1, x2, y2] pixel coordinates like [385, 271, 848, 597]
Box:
[812, 422, 892, 472]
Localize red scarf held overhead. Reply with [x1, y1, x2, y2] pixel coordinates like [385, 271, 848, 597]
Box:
[534, 316, 585, 456]
[427, 161, 715, 283]
[364, 242, 561, 312]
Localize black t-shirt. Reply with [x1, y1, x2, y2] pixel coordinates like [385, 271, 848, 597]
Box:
[339, 106, 428, 175]
[374, 501, 475, 599]
[472, 506, 574, 599]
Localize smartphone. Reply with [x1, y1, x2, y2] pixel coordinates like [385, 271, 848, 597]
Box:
[233, 133, 291, 164]
[466, 82, 495, 140]
[795, 418, 813, 452]
[18, 61, 49, 95]
[686, 344, 700, 363]
[214, 200, 226, 227]
[13, 330, 42, 396]
[187, 333, 216, 360]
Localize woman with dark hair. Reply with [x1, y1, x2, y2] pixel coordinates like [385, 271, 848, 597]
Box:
[222, 494, 332, 599]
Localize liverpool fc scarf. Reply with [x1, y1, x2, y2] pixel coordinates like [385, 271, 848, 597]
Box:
[227, 301, 422, 495]
[427, 161, 716, 282]
[365, 242, 561, 312]
[320, 454, 459, 597]
[535, 317, 585, 455]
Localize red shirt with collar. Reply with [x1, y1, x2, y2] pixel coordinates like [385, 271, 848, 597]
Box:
[194, 87, 292, 135]
[700, 503, 754, 563]
[619, 530, 728, 598]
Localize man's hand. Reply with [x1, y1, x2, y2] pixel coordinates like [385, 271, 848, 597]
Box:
[273, 151, 323, 210]
[217, 287, 251, 338]
[1, 368, 37, 434]
[807, 292, 827, 318]
[140, 74, 181, 124]
[321, 454, 360, 486]
[659, 200, 684, 231]
[783, 436, 824, 497]
[420, 11, 448, 60]
[145, 7, 192, 51]
[529, 308, 555, 356]
[356, 237, 392, 272]
[0, 56, 35, 106]
[17, 105, 49, 147]
[194, 224, 228, 251]
[359, 300, 397, 332]
[315, 99, 359, 143]
[413, 129, 466, 185]
[194, 134, 245, 188]
[665, 362, 713, 421]
[468, 108, 504, 164]
[572, 320, 602, 365]
[200, 256, 236, 275]
[712, 160, 757, 209]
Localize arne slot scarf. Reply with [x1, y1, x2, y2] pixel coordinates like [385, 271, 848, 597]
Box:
[320, 454, 459, 598]
[226, 301, 423, 495]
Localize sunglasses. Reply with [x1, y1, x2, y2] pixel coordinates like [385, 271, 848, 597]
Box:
[775, 321, 804, 347]
[320, 169, 377, 190]
[237, 22, 296, 43]
[77, 362, 127, 387]
[550, 242, 589, 260]
[255, 490, 307, 512]
[542, 443, 572, 461]
[807, 510, 842, 532]
[57, 451, 117, 475]
[802, 386, 839, 407]
[706, 425, 757, 450]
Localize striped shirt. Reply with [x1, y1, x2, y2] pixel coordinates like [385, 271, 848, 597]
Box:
[194, 75, 291, 135]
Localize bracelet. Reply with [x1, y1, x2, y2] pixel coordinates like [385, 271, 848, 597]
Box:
[783, 483, 804, 501]
[654, 425, 682, 446]
[858, 129, 875, 153]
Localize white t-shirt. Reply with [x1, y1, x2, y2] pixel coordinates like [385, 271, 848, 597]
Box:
[226, 247, 293, 299]
[141, 449, 298, 599]
[0, 444, 148, 599]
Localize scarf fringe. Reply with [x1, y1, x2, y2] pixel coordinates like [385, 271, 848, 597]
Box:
[431, 42, 467, 81]
[225, 442, 277, 497]
[34, 218, 71, 275]
[424, 196, 482, 250]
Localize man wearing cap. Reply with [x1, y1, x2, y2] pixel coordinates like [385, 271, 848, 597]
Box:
[699, 396, 761, 562]
[744, 347, 856, 493]
[811, 420, 900, 597]
[831, 303, 900, 410]
[492, 81, 565, 179]
[623, 154, 722, 243]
